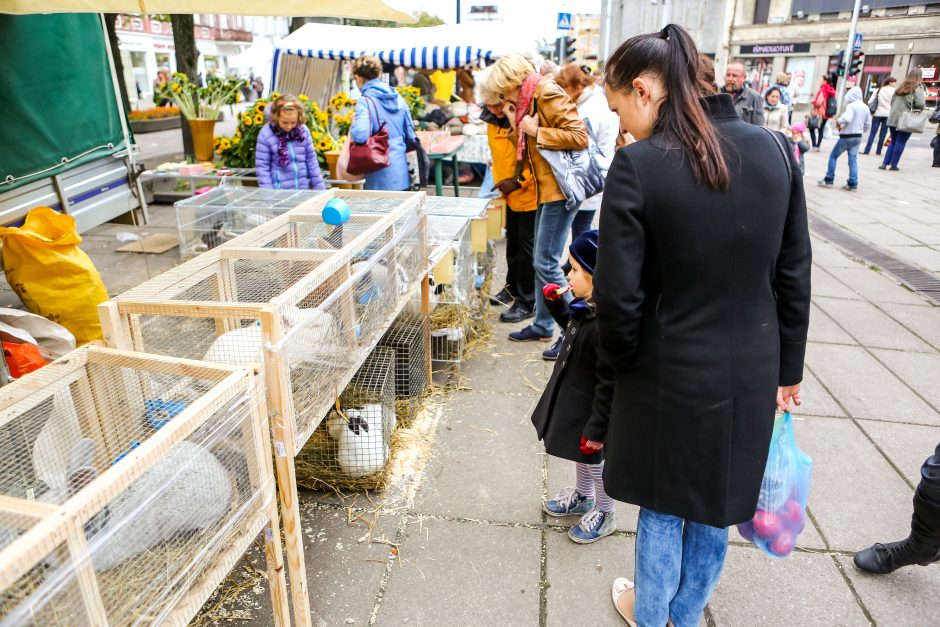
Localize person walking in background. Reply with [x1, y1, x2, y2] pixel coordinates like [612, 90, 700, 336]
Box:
[598, 25, 811, 626]
[933, 119, 940, 168]
[721, 60, 765, 125]
[855, 442, 940, 573]
[880, 68, 927, 172]
[456, 64, 476, 103]
[411, 69, 436, 102]
[481, 54, 588, 349]
[255, 96, 326, 191]
[478, 93, 539, 324]
[350, 55, 419, 191]
[767, 71, 793, 122]
[809, 75, 837, 151]
[790, 122, 811, 174]
[763, 87, 790, 132]
[554, 63, 619, 241]
[863, 76, 896, 155]
[818, 86, 871, 191]
[532, 230, 617, 544]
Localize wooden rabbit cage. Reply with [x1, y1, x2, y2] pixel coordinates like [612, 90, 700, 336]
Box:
[0, 345, 289, 626]
[99, 189, 429, 627]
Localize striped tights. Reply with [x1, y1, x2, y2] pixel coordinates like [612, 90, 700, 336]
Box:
[575, 462, 614, 513]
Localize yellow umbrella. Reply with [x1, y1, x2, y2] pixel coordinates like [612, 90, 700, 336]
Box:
[0, 0, 416, 21]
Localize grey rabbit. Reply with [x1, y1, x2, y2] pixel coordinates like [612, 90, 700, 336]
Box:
[29, 437, 234, 572]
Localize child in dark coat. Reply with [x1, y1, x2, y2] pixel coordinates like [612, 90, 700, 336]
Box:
[531, 230, 616, 543]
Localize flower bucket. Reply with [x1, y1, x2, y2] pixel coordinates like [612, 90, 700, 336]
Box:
[189, 118, 217, 162]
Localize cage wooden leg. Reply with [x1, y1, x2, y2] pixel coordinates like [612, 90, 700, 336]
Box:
[263, 505, 291, 627]
[66, 527, 109, 627]
[421, 274, 432, 384]
[260, 309, 312, 627]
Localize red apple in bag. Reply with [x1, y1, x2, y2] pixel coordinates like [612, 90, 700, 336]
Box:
[780, 499, 805, 532]
[752, 510, 781, 540]
[769, 531, 796, 556]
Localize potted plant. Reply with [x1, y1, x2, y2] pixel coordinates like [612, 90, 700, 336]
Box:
[158, 73, 244, 161]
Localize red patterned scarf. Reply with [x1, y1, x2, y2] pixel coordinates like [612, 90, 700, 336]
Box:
[515, 73, 543, 162]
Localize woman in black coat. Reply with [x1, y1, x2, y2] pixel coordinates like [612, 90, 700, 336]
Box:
[596, 25, 812, 627]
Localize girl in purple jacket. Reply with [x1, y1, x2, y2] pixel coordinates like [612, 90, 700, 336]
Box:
[255, 95, 326, 190]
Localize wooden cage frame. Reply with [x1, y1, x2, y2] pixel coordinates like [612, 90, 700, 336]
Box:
[0, 346, 289, 626]
[99, 189, 431, 627]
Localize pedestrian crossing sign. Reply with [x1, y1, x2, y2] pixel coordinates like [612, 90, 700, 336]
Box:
[557, 12, 572, 30]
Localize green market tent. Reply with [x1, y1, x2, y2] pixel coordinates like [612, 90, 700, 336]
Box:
[0, 13, 129, 193]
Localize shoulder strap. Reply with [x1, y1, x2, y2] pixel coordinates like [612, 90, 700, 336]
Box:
[760, 126, 792, 187]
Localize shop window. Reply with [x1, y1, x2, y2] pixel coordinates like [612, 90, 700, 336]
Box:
[884, 6, 909, 15]
[819, 11, 840, 19]
[754, 0, 771, 23]
[925, 3, 940, 12]
[785, 57, 816, 104]
[745, 57, 774, 93]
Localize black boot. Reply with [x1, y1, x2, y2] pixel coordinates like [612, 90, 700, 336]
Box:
[853, 538, 940, 574]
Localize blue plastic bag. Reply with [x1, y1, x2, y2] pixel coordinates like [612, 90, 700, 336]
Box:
[737, 412, 813, 558]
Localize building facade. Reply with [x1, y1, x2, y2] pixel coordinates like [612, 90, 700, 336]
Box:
[572, 13, 602, 62]
[116, 14, 288, 108]
[601, 0, 940, 108]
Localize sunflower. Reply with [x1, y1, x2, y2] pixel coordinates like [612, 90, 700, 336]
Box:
[317, 137, 333, 151]
[232, 136, 240, 145]
[271, 91, 280, 99]
[255, 102, 266, 114]
[254, 113, 264, 125]
[170, 82, 182, 94]
[243, 114, 253, 126]
[219, 138, 232, 151]
[299, 94, 309, 102]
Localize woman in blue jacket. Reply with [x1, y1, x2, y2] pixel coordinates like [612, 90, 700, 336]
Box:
[349, 55, 417, 191]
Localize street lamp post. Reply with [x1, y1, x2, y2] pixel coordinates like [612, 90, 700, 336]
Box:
[837, 0, 863, 109]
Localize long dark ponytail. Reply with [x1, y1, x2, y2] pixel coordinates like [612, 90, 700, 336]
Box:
[605, 24, 730, 191]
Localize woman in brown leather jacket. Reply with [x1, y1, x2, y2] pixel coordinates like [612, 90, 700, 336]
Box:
[481, 54, 588, 352]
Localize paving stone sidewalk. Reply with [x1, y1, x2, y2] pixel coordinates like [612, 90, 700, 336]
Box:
[2, 135, 937, 624]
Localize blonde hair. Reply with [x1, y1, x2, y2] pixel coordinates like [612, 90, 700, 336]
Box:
[352, 55, 382, 81]
[270, 94, 306, 125]
[776, 71, 789, 83]
[483, 54, 535, 100]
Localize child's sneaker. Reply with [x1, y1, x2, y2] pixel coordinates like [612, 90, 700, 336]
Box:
[543, 487, 594, 517]
[568, 508, 617, 544]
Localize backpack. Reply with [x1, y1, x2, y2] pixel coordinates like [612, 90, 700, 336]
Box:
[825, 93, 838, 118]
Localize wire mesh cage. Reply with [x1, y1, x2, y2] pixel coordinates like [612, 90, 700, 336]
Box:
[0, 346, 288, 626]
[175, 187, 326, 260]
[104, 190, 429, 624]
[104, 190, 428, 453]
[377, 309, 431, 424]
[296, 347, 396, 490]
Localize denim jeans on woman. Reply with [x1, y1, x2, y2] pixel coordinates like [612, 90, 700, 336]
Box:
[863, 116, 889, 155]
[531, 200, 579, 338]
[824, 136, 862, 188]
[882, 127, 913, 168]
[635, 508, 729, 627]
[571, 208, 596, 242]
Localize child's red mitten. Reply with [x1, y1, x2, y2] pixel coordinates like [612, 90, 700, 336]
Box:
[542, 283, 571, 301]
[579, 436, 604, 455]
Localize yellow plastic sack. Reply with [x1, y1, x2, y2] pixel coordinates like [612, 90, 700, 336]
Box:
[0, 207, 107, 345]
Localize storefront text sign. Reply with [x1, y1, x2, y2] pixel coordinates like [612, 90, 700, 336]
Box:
[740, 43, 811, 55]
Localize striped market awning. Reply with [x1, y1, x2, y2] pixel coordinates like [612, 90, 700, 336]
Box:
[280, 45, 494, 70]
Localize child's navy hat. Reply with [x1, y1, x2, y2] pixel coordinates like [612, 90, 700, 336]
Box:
[568, 230, 598, 275]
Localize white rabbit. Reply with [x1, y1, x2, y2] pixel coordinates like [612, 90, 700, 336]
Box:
[326, 404, 388, 478]
[31, 393, 83, 498]
[88, 439, 233, 572]
[201, 306, 340, 368]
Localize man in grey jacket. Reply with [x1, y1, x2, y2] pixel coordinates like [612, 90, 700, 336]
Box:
[721, 61, 765, 125]
[818, 86, 872, 191]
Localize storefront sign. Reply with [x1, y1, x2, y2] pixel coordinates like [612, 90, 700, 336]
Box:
[874, 43, 896, 50]
[740, 43, 811, 55]
[924, 67, 937, 80]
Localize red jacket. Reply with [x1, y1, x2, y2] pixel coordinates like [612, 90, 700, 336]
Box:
[813, 83, 836, 119]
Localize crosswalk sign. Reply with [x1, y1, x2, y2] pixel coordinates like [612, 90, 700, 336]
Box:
[557, 12, 572, 30]
[853, 33, 863, 49]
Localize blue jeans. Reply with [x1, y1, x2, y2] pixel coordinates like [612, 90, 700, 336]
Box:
[863, 116, 889, 155]
[532, 200, 578, 337]
[571, 208, 596, 242]
[635, 508, 729, 627]
[882, 127, 912, 168]
[824, 136, 862, 187]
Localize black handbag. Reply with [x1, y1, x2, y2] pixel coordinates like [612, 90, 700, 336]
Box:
[404, 134, 429, 189]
